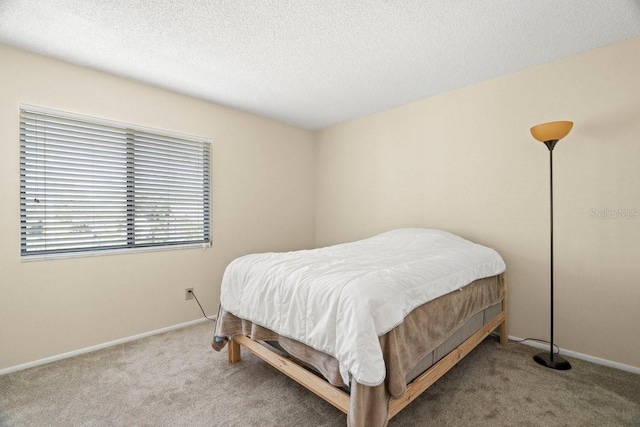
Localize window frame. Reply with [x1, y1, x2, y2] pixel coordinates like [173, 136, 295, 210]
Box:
[19, 104, 212, 261]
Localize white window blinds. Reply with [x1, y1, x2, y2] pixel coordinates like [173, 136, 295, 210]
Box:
[20, 107, 211, 258]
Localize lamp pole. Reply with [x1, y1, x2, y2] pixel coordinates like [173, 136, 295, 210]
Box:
[547, 140, 556, 364]
[533, 138, 571, 370]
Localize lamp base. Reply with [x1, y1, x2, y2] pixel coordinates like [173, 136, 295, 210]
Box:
[533, 352, 571, 370]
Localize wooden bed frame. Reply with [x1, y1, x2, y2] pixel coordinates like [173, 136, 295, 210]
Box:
[227, 277, 507, 421]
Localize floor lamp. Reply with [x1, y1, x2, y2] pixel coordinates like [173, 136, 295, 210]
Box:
[530, 120, 573, 371]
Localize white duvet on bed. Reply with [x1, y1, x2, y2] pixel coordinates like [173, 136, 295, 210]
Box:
[220, 228, 506, 386]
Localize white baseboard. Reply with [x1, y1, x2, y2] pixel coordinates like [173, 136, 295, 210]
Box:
[4, 322, 637, 377]
[505, 334, 640, 375]
[0, 317, 213, 376]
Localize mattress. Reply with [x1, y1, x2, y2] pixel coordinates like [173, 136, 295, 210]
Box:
[219, 228, 506, 386]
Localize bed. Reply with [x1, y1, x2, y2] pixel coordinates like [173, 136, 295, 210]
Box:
[212, 228, 507, 426]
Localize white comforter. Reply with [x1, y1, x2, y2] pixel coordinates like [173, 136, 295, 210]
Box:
[220, 228, 506, 386]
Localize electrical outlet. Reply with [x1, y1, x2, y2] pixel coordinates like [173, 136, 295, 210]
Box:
[185, 287, 194, 300]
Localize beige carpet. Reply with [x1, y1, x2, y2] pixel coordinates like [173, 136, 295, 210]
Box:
[1, 321, 639, 426]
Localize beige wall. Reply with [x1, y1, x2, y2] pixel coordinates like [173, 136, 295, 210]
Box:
[316, 37, 640, 368]
[0, 45, 316, 370]
[2, 36, 639, 372]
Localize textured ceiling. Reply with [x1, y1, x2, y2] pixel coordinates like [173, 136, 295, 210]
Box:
[1, 1, 640, 130]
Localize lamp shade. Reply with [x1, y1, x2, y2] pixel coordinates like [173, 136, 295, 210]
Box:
[530, 121, 573, 142]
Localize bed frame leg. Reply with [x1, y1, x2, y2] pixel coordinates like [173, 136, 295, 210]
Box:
[228, 337, 242, 363]
[499, 274, 508, 345]
[499, 319, 508, 345]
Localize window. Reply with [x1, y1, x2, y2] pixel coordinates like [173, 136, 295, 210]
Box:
[20, 106, 211, 259]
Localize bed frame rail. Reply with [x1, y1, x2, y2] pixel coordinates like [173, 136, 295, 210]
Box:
[388, 310, 505, 417]
[229, 334, 351, 412]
